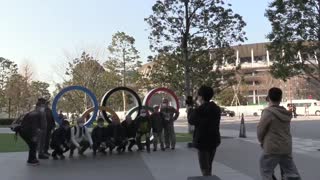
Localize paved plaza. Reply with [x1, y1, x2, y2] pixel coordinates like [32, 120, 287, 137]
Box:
[1, 116, 320, 179]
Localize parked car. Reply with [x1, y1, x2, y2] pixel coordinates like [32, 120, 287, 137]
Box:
[221, 107, 235, 117]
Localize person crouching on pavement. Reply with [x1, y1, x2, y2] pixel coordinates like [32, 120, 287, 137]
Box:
[91, 118, 108, 156]
[150, 106, 165, 151]
[108, 119, 127, 154]
[69, 117, 93, 158]
[136, 109, 152, 153]
[50, 120, 70, 160]
[121, 115, 137, 152]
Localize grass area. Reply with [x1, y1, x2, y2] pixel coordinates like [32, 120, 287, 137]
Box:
[0, 133, 192, 153]
[176, 133, 193, 142]
[0, 134, 28, 152]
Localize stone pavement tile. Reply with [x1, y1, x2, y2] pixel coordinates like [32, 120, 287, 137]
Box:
[221, 129, 320, 159]
[141, 143, 255, 180]
[0, 144, 256, 180]
[188, 176, 221, 180]
[0, 152, 155, 180]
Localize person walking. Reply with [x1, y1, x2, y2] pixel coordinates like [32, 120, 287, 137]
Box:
[258, 87, 301, 180]
[187, 85, 221, 176]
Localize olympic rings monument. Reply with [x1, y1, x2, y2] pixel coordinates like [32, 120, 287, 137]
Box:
[52, 86, 180, 126]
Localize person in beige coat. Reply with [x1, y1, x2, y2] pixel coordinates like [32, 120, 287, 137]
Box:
[257, 87, 301, 180]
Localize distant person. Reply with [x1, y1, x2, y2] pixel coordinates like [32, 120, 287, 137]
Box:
[187, 85, 221, 176]
[69, 117, 93, 158]
[50, 120, 70, 160]
[150, 106, 165, 151]
[121, 115, 137, 152]
[58, 111, 65, 122]
[136, 109, 152, 153]
[160, 99, 179, 150]
[258, 87, 301, 180]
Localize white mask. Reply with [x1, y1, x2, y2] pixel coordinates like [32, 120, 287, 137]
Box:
[78, 123, 84, 127]
[141, 113, 146, 117]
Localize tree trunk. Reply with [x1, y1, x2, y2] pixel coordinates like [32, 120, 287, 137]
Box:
[122, 49, 127, 112]
[317, 0, 320, 81]
[183, 0, 191, 98]
[8, 98, 11, 119]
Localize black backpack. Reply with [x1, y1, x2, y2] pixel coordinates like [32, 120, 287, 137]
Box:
[10, 113, 29, 133]
[10, 113, 29, 141]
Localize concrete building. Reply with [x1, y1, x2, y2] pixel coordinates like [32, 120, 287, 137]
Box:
[139, 42, 317, 105]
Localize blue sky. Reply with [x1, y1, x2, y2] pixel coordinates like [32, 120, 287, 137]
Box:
[0, 0, 272, 89]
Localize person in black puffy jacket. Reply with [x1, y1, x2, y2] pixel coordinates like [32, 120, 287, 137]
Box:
[91, 118, 108, 156]
[187, 85, 221, 176]
[121, 115, 137, 152]
[50, 120, 70, 160]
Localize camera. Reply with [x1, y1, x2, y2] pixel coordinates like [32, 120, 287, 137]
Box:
[185, 96, 194, 107]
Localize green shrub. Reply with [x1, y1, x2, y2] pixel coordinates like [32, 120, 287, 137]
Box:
[0, 119, 14, 126]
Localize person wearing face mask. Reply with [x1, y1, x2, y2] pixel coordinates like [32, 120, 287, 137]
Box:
[91, 118, 107, 156]
[187, 85, 221, 176]
[135, 109, 152, 153]
[150, 105, 165, 151]
[121, 115, 137, 152]
[50, 120, 70, 160]
[160, 99, 179, 150]
[108, 119, 127, 154]
[69, 117, 93, 158]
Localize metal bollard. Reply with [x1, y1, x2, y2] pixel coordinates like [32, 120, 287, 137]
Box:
[239, 113, 246, 138]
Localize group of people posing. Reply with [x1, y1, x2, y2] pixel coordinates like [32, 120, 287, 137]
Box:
[14, 98, 179, 166]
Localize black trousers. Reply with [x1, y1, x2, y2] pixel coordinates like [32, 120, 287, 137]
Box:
[198, 148, 217, 176]
[44, 128, 53, 153]
[19, 130, 38, 162]
[70, 141, 90, 155]
[136, 132, 150, 151]
[127, 139, 136, 150]
[51, 144, 64, 156]
[92, 141, 108, 153]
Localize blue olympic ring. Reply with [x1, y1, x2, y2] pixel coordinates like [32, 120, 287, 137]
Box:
[52, 86, 99, 127]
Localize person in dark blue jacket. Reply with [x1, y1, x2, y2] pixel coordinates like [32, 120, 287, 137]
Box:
[50, 120, 70, 160]
[92, 118, 107, 156]
[188, 85, 221, 176]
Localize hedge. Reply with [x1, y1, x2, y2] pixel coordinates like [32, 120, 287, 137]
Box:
[0, 119, 14, 125]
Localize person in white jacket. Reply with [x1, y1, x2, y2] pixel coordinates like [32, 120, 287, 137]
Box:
[69, 117, 93, 157]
